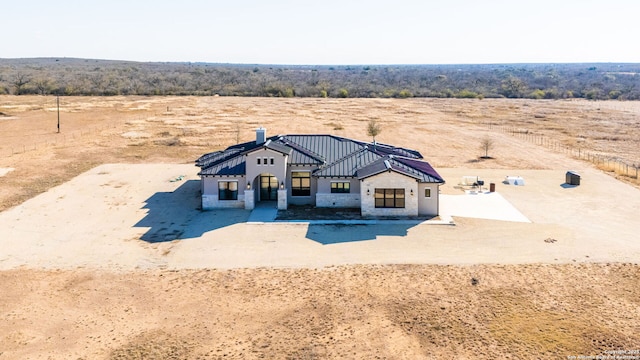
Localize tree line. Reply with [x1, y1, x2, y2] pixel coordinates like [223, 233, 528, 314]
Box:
[1, 58, 639, 100]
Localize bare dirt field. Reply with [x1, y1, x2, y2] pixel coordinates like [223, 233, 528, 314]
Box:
[1, 96, 639, 359]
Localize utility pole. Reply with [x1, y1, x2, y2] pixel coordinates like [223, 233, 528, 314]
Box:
[57, 94, 60, 133]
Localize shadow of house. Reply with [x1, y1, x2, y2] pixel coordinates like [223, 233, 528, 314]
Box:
[135, 180, 249, 243]
[305, 223, 417, 245]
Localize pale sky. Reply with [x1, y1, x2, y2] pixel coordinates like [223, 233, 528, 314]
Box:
[2, 0, 639, 65]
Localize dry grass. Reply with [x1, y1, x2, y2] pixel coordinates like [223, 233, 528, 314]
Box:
[1, 96, 639, 213]
[2, 96, 640, 359]
[1, 265, 639, 359]
[596, 162, 640, 185]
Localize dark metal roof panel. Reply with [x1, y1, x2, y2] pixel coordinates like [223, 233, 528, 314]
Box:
[276, 138, 325, 165]
[280, 135, 364, 164]
[195, 150, 223, 167]
[196, 149, 242, 169]
[393, 157, 445, 183]
[356, 158, 390, 180]
[356, 156, 444, 183]
[198, 156, 246, 176]
[314, 149, 382, 177]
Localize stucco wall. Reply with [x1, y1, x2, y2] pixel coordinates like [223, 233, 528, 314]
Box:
[360, 171, 419, 217]
[418, 183, 440, 216]
[316, 178, 361, 193]
[202, 176, 246, 196]
[201, 176, 246, 210]
[245, 148, 288, 190]
[287, 165, 317, 206]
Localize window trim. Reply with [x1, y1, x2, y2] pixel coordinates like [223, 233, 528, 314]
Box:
[330, 181, 350, 194]
[218, 180, 239, 200]
[424, 188, 432, 198]
[374, 188, 405, 208]
[291, 171, 311, 197]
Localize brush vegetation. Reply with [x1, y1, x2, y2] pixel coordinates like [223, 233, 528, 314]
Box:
[1, 58, 639, 100]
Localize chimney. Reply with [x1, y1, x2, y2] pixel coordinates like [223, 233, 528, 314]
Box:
[256, 127, 266, 145]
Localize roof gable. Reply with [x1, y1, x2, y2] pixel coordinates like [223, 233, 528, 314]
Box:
[244, 139, 293, 156]
[356, 155, 444, 183]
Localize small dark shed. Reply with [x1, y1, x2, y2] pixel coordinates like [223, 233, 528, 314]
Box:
[566, 171, 580, 185]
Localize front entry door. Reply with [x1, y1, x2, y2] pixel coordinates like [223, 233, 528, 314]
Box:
[260, 175, 278, 201]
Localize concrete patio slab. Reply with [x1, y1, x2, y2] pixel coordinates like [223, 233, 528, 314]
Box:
[440, 192, 530, 223]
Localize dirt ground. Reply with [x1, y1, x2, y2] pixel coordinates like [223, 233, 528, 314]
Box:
[1, 96, 639, 359]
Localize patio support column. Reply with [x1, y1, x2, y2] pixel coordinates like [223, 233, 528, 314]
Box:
[244, 189, 255, 210]
[277, 188, 287, 210]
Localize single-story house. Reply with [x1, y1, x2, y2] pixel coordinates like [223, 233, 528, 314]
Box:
[195, 128, 445, 217]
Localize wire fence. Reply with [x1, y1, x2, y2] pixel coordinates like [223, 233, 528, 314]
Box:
[488, 122, 639, 181]
[1, 123, 119, 158]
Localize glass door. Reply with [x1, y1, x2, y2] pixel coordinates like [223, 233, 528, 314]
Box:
[260, 175, 278, 201]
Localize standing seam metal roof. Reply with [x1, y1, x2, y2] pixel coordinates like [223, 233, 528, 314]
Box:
[196, 134, 442, 182]
[313, 149, 382, 177]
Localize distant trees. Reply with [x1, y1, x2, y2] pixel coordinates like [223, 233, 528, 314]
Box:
[500, 76, 527, 98]
[0, 59, 639, 100]
[11, 73, 31, 95]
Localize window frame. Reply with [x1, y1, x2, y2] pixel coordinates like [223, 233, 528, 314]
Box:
[424, 188, 431, 198]
[374, 188, 405, 208]
[330, 181, 350, 194]
[291, 171, 311, 197]
[218, 180, 239, 200]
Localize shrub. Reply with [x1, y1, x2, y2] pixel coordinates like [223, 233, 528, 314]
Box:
[397, 89, 413, 98]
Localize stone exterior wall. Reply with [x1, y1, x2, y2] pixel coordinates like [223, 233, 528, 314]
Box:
[201, 176, 247, 210]
[244, 190, 255, 210]
[315, 193, 361, 208]
[202, 194, 245, 210]
[277, 189, 288, 210]
[360, 171, 419, 217]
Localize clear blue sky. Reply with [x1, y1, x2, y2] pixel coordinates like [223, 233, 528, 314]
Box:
[3, 0, 639, 65]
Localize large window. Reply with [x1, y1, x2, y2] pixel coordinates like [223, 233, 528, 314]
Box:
[218, 181, 238, 200]
[331, 181, 350, 193]
[291, 171, 311, 196]
[374, 188, 405, 208]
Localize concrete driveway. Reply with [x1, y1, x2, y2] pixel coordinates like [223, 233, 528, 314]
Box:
[1, 164, 640, 270]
